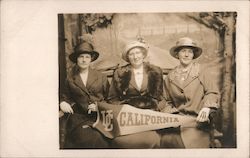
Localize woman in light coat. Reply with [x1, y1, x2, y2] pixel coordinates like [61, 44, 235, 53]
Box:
[161, 37, 220, 148]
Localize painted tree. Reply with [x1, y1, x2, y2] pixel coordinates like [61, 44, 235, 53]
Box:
[78, 13, 114, 42]
[188, 12, 237, 147]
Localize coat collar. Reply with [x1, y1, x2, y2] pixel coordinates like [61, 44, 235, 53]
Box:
[71, 68, 99, 93]
[168, 62, 200, 89]
[115, 63, 163, 99]
[73, 74, 88, 93]
[86, 68, 99, 88]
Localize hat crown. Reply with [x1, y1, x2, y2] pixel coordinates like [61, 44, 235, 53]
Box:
[75, 42, 94, 53]
[176, 37, 197, 47]
[125, 41, 147, 50]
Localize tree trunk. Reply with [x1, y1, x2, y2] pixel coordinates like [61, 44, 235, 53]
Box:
[220, 13, 236, 147]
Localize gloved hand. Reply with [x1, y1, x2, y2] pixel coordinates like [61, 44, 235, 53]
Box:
[196, 107, 210, 122]
[88, 103, 98, 114]
[60, 101, 74, 114]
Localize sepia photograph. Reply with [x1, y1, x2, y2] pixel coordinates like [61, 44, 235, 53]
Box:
[0, 0, 249, 158]
[59, 13, 236, 149]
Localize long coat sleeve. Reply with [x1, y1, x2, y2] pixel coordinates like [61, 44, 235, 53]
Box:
[60, 67, 110, 130]
[164, 63, 220, 115]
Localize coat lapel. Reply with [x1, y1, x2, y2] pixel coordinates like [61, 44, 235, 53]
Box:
[182, 73, 198, 88]
[182, 63, 200, 88]
[168, 63, 200, 90]
[129, 67, 148, 92]
[86, 69, 98, 89]
[140, 71, 148, 92]
[168, 70, 184, 90]
[116, 63, 162, 98]
[129, 71, 140, 91]
[73, 68, 99, 94]
[73, 74, 89, 94]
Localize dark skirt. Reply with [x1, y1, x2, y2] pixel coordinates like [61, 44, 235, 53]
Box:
[65, 123, 110, 149]
[62, 113, 110, 149]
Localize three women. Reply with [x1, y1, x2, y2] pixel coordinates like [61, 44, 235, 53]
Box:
[60, 37, 220, 148]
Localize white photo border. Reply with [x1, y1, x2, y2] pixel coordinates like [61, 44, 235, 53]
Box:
[0, 0, 249, 158]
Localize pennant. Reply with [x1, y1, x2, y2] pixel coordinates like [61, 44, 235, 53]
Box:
[92, 102, 197, 139]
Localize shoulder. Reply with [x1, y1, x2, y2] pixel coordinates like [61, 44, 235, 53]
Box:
[89, 68, 107, 79]
[66, 65, 78, 81]
[114, 64, 131, 77]
[191, 62, 201, 76]
[192, 62, 213, 77]
[90, 68, 102, 75]
[196, 63, 215, 79]
[144, 63, 162, 74]
[167, 65, 178, 80]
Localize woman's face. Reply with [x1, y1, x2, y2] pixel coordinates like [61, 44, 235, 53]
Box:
[77, 53, 92, 70]
[177, 48, 194, 67]
[128, 47, 145, 68]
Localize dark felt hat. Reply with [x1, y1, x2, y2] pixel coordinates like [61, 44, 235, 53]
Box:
[69, 42, 99, 63]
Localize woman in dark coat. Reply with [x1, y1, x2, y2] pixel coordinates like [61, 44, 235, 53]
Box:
[108, 40, 166, 148]
[161, 37, 220, 148]
[59, 41, 110, 148]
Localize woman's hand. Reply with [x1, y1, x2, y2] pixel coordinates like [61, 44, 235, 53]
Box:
[88, 103, 98, 114]
[60, 101, 74, 114]
[161, 106, 179, 114]
[196, 107, 210, 122]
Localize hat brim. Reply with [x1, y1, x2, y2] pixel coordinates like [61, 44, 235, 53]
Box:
[170, 45, 202, 59]
[69, 51, 99, 63]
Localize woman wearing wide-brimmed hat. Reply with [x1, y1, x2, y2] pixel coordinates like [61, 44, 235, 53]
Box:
[59, 41, 110, 148]
[108, 40, 166, 148]
[161, 37, 220, 148]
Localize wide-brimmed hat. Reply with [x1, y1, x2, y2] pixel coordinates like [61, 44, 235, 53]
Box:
[170, 37, 202, 59]
[69, 42, 99, 63]
[122, 40, 149, 62]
